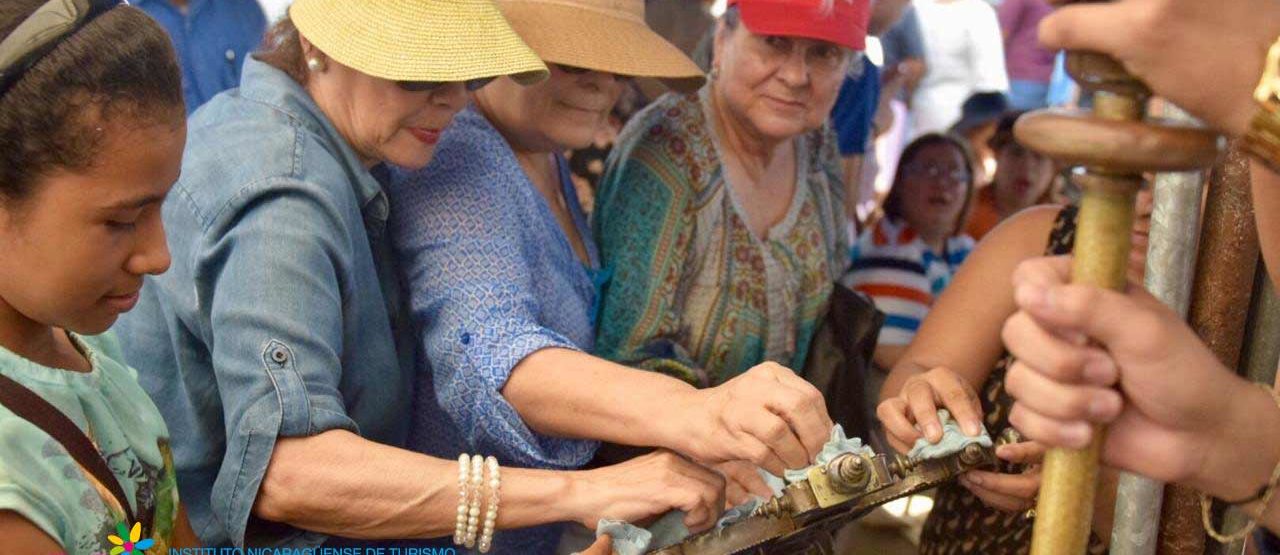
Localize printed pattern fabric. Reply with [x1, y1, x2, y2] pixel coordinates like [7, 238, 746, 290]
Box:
[388, 106, 605, 553]
[0, 333, 178, 555]
[593, 89, 850, 387]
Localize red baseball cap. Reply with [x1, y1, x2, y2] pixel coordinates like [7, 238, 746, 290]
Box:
[727, 0, 870, 51]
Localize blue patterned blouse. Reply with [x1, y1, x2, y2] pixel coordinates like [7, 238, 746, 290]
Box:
[387, 106, 602, 553]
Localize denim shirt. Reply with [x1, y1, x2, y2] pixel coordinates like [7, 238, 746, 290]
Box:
[388, 107, 602, 553]
[132, 0, 267, 113]
[114, 57, 414, 548]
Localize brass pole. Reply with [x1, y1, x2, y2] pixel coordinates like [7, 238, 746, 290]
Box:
[1015, 48, 1222, 554]
[1032, 89, 1142, 555]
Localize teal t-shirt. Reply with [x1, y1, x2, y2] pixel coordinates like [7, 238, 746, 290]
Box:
[0, 332, 179, 555]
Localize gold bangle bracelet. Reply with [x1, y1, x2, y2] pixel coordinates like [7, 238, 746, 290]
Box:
[1242, 103, 1280, 173]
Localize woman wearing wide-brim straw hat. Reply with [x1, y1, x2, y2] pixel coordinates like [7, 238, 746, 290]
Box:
[387, 0, 838, 552]
[114, 0, 722, 552]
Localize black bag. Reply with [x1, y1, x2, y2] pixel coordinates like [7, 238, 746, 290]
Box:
[800, 281, 884, 445]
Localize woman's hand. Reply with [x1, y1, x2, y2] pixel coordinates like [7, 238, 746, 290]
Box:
[877, 367, 986, 454]
[567, 450, 726, 533]
[960, 441, 1046, 512]
[674, 363, 834, 477]
[713, 460, 775, 508]
[1038, 0, 1280, 136]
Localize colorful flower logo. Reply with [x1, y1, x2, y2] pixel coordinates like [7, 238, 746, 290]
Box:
[106, 522, 153, 555]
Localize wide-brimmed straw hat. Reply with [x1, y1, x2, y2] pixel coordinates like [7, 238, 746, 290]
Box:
[495, 0, 706, 93]
[290, 0, 549, 85]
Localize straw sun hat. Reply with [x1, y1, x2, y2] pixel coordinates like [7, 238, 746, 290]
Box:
[289, 0, 549, 85]
[496, 0, 706, 92]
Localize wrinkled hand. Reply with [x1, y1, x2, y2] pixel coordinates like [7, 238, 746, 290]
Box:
[713, 460, 774, 508]
[1038, 0, 1280, 135]
[960, 441, 1046, 512]
[679, 363, 834, 477]
[877, 367, 985, 454]
[1001, 255, 1248, 488]
[570, 451, 726, 533]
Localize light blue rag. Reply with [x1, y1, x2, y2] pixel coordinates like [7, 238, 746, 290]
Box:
[589, 425, 871, 554]
[783, 425, 875, 483]
[906, 409, 993, 462]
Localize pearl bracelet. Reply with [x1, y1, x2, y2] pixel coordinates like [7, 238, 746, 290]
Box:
[464, 454, 483, 548]
[478, 456, 501, 553]
[453, 454, 469, 545]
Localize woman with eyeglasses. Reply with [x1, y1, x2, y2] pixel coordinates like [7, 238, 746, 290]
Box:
[113, 0, 730, 551]
[388, 1, 844, 551]
[842, 133, 978, 371]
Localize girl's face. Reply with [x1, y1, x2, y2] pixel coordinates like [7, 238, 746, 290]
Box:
[0, 118, 184, 336]
[898, 142, 971, 238]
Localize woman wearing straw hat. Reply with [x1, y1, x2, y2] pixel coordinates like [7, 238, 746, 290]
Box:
[113, 1, 725, 551]
[387, 0, 836, 551]
[592, 0, 869, 502]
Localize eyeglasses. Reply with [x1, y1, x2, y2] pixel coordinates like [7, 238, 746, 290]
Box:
[0, 0, 126, 99]
[747, 34, 852, 77]
[396, 76, 497, 93]
[903, 162, 970, 183]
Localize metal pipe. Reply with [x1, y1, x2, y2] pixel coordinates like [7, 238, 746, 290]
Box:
[1110, 103, 1206, 555]
[1016, 47, 1221, 553]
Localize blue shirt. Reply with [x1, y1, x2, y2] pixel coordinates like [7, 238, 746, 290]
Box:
[114, 57, 415, 548]
[134, 0, 267, 113]
[830, 57, 882, 156]
[387, 106, 601, 554]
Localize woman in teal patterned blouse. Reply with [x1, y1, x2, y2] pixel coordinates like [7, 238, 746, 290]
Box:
[594, 0, 867, 388]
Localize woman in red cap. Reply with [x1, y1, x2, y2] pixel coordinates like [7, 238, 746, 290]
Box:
[592, 0, 873, 506]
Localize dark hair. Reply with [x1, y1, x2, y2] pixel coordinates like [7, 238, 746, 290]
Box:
[988, 110, 1028, 151]
[0, 1, 184, 203]
[257, 16, 308, 85]
[883, 132, 978, 236]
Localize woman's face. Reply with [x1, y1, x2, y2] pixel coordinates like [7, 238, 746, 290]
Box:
[0, 118, 184, 336]
[712, 24, 850, 143]
[474, 64, 625, 152]
[897, 143, 971, 238]
[305, 52, 470, 170]
[993, 141, 1056, 214]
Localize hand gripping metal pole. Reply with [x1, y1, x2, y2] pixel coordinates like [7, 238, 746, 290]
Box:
[1014, 47, 1223, 554]
[1109, 102, 1205, 555]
